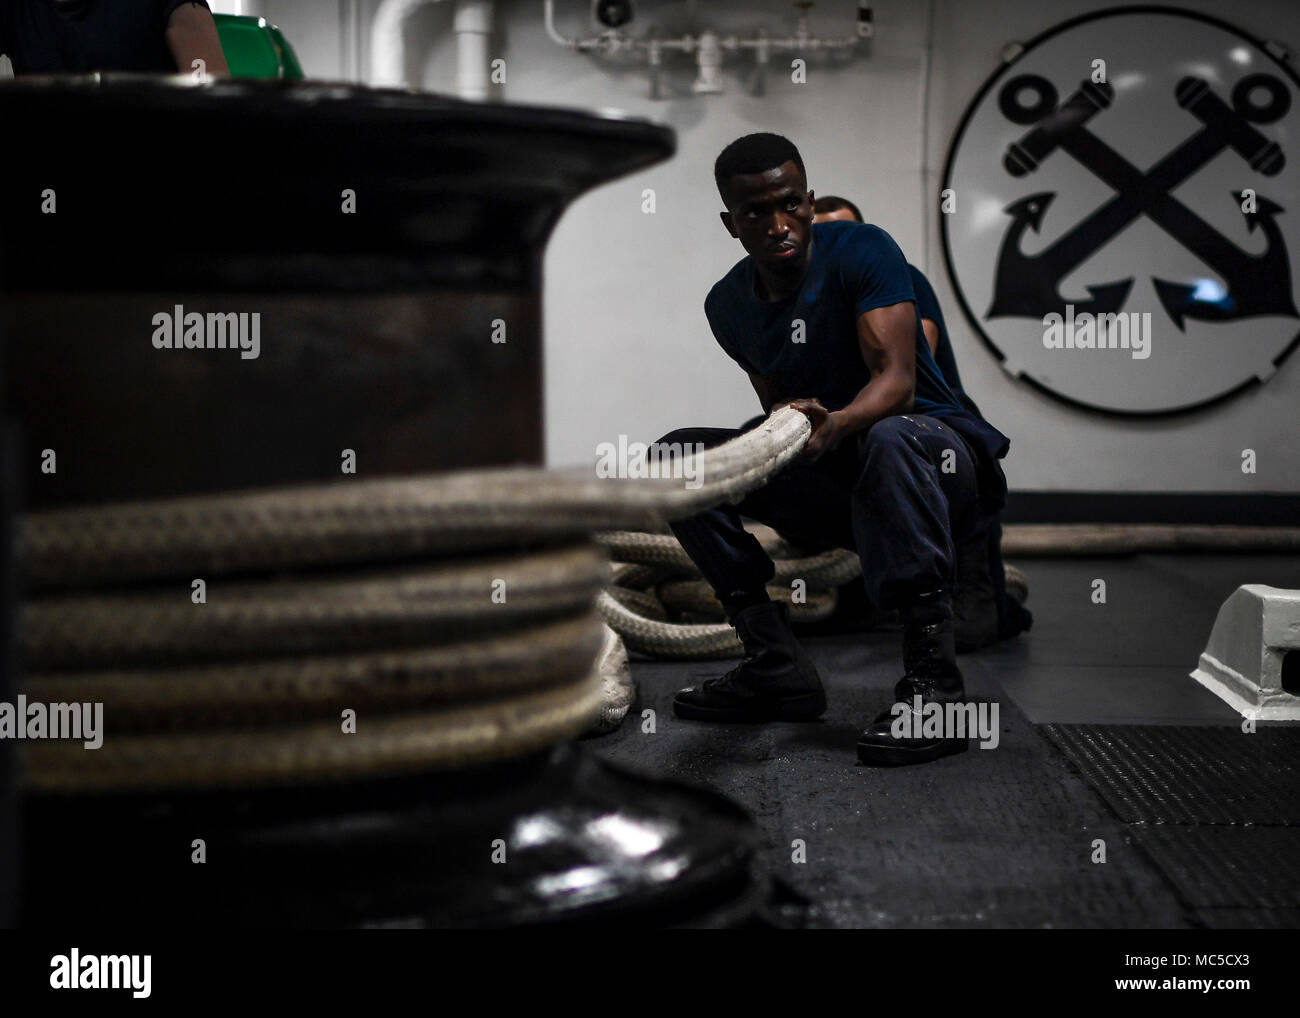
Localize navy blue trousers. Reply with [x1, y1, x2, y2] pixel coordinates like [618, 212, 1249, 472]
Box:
[661, 413, 986, 611]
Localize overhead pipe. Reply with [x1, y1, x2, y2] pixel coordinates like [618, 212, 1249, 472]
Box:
[371, 0, 494, 100]
[543, 0, 872, 98]
[454, 0, 493, 101]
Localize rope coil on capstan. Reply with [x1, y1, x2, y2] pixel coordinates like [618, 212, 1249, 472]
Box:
[17, 408, 820, 792]
[22, 545, 611, 669]
[24, 614, 606, 731]
[23, 676, 606, 793]
[19, 407, 815, 592]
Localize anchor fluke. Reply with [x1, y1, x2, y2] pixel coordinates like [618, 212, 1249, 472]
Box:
[987, 191, 1132, 319]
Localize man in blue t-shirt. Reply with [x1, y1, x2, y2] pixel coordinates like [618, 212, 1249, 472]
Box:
[0, 1, 228, 76]
[813, 195, 1034, 647]
[661, 133, 1011, 766]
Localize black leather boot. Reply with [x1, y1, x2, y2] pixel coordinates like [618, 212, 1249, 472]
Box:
[953, 530, 999, 653]
[857, 591, 970, 765]
[673, 601, 826, 722]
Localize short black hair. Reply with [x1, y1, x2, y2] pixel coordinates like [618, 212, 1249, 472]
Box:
[714, 133, 806, 206]
[813, 195, 863, 222]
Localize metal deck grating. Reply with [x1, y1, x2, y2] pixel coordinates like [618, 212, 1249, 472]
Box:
[1041, 724, 1300, 825]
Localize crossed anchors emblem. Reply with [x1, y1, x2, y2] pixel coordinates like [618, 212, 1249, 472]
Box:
[987, 72, 1299, 329]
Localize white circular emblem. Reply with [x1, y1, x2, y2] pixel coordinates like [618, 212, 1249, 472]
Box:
[942, 8, 1300, 413]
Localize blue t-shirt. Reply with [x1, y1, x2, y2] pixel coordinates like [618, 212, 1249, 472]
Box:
[706, 220, 969, 419]
[0, 0, 208, 75]
[907, 263, 984, 419]
[705, 219, 1009, 511]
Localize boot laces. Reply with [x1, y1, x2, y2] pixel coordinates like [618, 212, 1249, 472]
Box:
[702, 647, 761, 695]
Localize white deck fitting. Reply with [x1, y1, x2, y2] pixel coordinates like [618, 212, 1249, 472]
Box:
[1191, 585, 1300, 720]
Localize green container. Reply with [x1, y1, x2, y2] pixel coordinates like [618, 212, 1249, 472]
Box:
[213, 14, 304, 80]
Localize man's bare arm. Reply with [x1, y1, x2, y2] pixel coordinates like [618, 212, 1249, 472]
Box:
[836, 301, 916, 431]
[784, 301, 916, 460]
[166, 2, 230, 77]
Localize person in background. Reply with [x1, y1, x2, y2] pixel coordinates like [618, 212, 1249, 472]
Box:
[0, 1, 229, 77]
[814, 195, 1032, 646]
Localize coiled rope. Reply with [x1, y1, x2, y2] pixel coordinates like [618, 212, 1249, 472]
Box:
[18, 408, 816, 792]
[595, 528, 862, 657]
[26, 403, 1119, 791]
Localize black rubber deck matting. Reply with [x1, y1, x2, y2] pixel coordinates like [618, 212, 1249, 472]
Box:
[595, 635, 1192, 928]
[1134, 826, 1300, 909]
[1043, 724, 1300, 924]
[1041, 724, 1300, 825]
[1191, 907, 1300, 930]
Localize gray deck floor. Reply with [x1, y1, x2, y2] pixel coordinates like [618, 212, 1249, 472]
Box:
[591, 554, 1299, 928]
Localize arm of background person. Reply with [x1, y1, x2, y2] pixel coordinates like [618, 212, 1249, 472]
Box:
[166, 2, 229, 77]
[921, 317, 940, 358]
